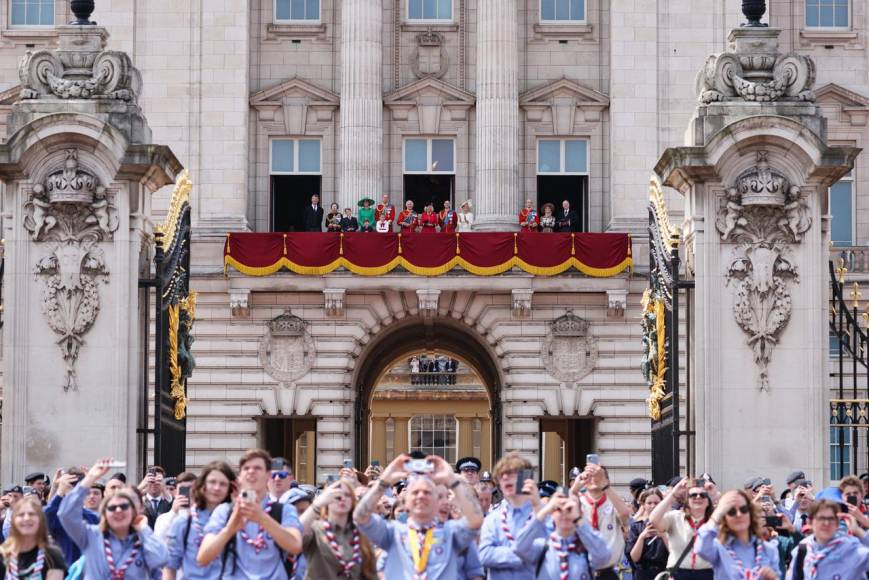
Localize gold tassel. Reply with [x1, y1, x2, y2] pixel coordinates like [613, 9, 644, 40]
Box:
[398, 234, 403, 254]
[340, 233, 344, 256]
[456, 233, 460, 255]
[514, 233, 518, 254]
[571, 233, 576, 256]
[226, 232, 230, 253]
[283, 233, 288, 255]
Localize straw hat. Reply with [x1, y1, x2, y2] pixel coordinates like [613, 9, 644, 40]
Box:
[460, 199, 473, 209]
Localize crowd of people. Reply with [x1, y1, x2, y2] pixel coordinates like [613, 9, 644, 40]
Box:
[299, 194, 582, 234]
[1, 451, 867, 579]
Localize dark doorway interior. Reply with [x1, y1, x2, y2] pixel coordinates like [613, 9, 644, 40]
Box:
[271, 175, 322, 232]
[537, 175, 588, 231]
[538, 417, 596, 483]
[404, 174, 454, 212]
[258, 417, 318, 484]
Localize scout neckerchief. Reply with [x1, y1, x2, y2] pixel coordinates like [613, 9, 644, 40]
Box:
[103, 532, 141, 579]
[407, 521, 436, 580]
[549, 532, 584, 580]
[723, 537, 764, 580]
[583, 493, 607, 530]
[6, 548, 45, 579]
[322, 520, 362, 577]
[805, 534, 846, 578]
[686, 515, 707, 569]
[239, 498, 273, 554]
[500, 502, 533, 543]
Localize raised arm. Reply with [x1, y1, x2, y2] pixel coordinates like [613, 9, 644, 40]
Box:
[198, 503, 242, 566]
[354, 454, 409, 525]
[650, 478, 687, 529]
[59, 458, 112, 550]
[429, 456, 483, 530]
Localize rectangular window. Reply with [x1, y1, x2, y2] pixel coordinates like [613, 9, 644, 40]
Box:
[275, 0, 320, 22]
[830, 427, 852, 480]
[806, 0, 849, 28]
[10, 0, 53, 26]
[408, 0, 452, 21]
[403, 138, 455, 173]
[829, 173, 854, 247]
[540, 0, 585, 22]
[410, 415, 458, 464]
[537, 139, 588, 175]
[270, 138, 321, 175]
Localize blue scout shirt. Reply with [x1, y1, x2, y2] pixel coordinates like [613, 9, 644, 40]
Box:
[165, 507, 219, 579]
[514, 519, 611, 580]
[357, 515, 476, 579]
[43, 492, 99, 565]
[203, 497, 302, 580]
[695, 522, 781, 580]
[59, 484, 169, 579]
[786, 532, 869, 579]
[479, 500, 536, 579]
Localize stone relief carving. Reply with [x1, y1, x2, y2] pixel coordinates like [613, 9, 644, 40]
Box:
[19, 45, 139, 101]
[542, 312, 598, 384]
[410, 30, 449, 79]
[259, 311, 316, 384]
[697, 47, 815, 104]
[23, 150, 119, 391]
[715, 151, 811, 391]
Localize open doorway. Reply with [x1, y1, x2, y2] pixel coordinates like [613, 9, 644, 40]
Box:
[257, 417, 317, 484]
[538, 417, 596, 483]
[537, 175, 588, 231]
[271, 175, 322, 232]
[404, 174, 454, 213]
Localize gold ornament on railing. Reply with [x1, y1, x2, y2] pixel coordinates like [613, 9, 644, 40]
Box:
[157, 170, 192, 252]
[641, 288, 668, 421]
[168, 291, 197, 420]
[649, 176, 681, 252]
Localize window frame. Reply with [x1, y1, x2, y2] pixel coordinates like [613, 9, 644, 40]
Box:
[830, 427, 852, 480]
[408, 414, 459, 463]
[273, 0, 321, 24]
[536, 138, 590, 176]
[538, 0, 587, 24]
[804, 0, 850, 30]
[269, 138, 323, 176]
[829, 171, 855, 247]
[406, 0, 454, 23]
[403, 137, 456, 175]
[9, 0, 55, 28]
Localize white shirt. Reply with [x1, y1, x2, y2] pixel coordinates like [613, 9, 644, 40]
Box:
[578, 494, 625, 570]
[457, 212, 474, 232]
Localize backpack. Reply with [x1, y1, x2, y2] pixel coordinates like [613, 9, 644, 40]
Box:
[220, 502, 295, 577]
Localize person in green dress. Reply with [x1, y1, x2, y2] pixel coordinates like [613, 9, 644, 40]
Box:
[358, 198, 375, 230]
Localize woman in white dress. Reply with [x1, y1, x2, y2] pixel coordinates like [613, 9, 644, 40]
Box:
[457, 200, 474, 232]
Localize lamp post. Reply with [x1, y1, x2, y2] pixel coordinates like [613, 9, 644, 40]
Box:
[741, 0, 766, 27]
[70, 0, 95, 25]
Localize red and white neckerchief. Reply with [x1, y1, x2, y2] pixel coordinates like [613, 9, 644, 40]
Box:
[322, 520, 362, 577]
[190, 507, 207, 547]
[549, 533, 581, 580]
[500, 504, 533, 543]
[583, 493, 607, 530]
[407, 520, 438, 580]
[239, 498, 273, 554]
[686, 516, 706, 569]
[805, 535, 846, 578]
[723, 538, 764, 580]
[6, 548, 45, 579]
[103, 533, 141, 579]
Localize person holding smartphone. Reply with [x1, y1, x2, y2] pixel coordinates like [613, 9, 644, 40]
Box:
[163, 461, 236, 580]
[154, 472, 197, 542]
[786, 499, 869, 579]
[627, 488, 669, 579]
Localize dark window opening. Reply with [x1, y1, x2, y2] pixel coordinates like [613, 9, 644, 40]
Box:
[403, 174, 455, 213]
[271, 175, 322, 232]
[258, 417, 318, 485]
[536, 175, 588, 231]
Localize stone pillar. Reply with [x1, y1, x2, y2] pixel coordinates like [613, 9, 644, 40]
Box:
[394, 417, 410, 456]
[0, 23, 180, 481]
[474, 0, 519, 231]
[655, 23, 858, 488]
[458, 417, 474, 459]
[370, 417, 387, 465]
[339, 0, 383, 209]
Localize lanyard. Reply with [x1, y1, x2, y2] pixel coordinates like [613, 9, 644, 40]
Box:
[408, 527, 435, 576]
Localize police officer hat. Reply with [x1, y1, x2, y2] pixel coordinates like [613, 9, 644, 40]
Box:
[629, 477, 650, 491]
[2, 485, 23, 495]
[24, 472, 46, 484]
[537, 480, 559, 498]
[456, 457, 482, 473]
[479, 471, 493, 483]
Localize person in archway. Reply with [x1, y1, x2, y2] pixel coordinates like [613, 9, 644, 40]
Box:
[354, 454, 484, 579]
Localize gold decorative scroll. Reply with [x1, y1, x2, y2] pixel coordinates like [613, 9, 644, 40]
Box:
[155, 170, 192, 252]
[167, 291, 197, 420]
[642, 289, 668, 421]
[649, 175, 681, 252]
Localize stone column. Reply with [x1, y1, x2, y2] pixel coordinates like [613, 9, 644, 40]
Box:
[339, 0, 383, 209]
[394, 417, 410, 455]
[370, 417, 387, 465]
[474, 0, 519, 231]
[457, 417, 474, 459]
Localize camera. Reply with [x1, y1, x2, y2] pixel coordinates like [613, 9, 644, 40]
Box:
[404, 459, 434, 473]
[240, 490, 257, 503]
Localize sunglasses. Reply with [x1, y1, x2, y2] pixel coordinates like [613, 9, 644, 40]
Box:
[726, 505, 751, 517]
[106, 503, 132, 513]
[271, 471, 290, 480]
[688, 492, 709, 499]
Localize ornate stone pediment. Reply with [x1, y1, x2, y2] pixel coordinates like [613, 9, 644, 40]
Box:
[815, 83, 869, 127]
[250, 77, 339, 134]
[384, 78, 475, 132]
[259, 311, 316, 384]
[520, 77, 610, 130]
[542, 312, 597, 383]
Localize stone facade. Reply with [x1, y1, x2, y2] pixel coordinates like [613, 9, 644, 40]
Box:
[0, 1, 866, 487]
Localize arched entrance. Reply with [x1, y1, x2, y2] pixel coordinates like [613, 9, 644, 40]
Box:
[352, 318, 503, 469]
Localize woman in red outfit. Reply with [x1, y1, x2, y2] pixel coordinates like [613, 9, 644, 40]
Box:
[419, 203, 440, 233]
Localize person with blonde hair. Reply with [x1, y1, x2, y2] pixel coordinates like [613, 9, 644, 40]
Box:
[60, 458, 169, 579]
[695, 490, 780, 580]
[298, 479, 377, 579]
[649, 477, 715, 579]
[0, 496, 66, 578]
[457, 200, 474, 232]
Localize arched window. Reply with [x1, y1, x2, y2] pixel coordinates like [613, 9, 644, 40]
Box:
[410, 415, 457, 463]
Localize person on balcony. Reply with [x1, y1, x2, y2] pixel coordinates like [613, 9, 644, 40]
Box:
[540, 203, 556, 232]
[519, 199, 539, 232]
[397, 201, 418, 234]
[556, 199, 579, 232]
[375, 216, 391, 233]
[341, 208, 359, 232]
[360, 219, 374, 233]
[440, 200, 458, 233]
[302, 194, 324, 232]
[375, 194, 396, 227]
[358, 198, 375, 228]
[420, 203, 440, 233]
[458, 200, 474, 232]
[326, 203, 342, 233]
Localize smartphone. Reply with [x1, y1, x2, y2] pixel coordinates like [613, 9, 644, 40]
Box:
[179, 486, 191, 499]
[516, 469, 534, 494]
[847, 495, 859, 506]
[343, 459, 353, 469]
[405, 459, 434, 473]
[371, 460, 381, 468]
[586, 454, 600, 465]
[240, 490, 257, 504]
[104, 461, 127, 469]
[696, 478, 707, 487]
[764, 515, 782, 528]
[839, 502, 851, 514]
[22, 486, 34, 496]
[146, 468, 156, 477]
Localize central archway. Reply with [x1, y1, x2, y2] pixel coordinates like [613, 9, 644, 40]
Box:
[352, 318, 504, 469]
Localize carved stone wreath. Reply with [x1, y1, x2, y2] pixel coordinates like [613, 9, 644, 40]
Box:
[542, 313, 598, 383]
[258, 311, 316, 384]
[410, 31, 450, 79]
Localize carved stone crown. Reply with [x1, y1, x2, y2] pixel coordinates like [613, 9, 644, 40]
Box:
[417, 30, 443, 47]
[551, 313, 590, 337]
[267, 312, 306, 336]
[44, 150, 101, 204]
[734, 151, 788, 206]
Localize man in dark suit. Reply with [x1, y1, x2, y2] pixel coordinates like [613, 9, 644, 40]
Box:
[140, 466, 171, 528]
[302, 193, 324, 232]
[556, 199, 579, 232]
